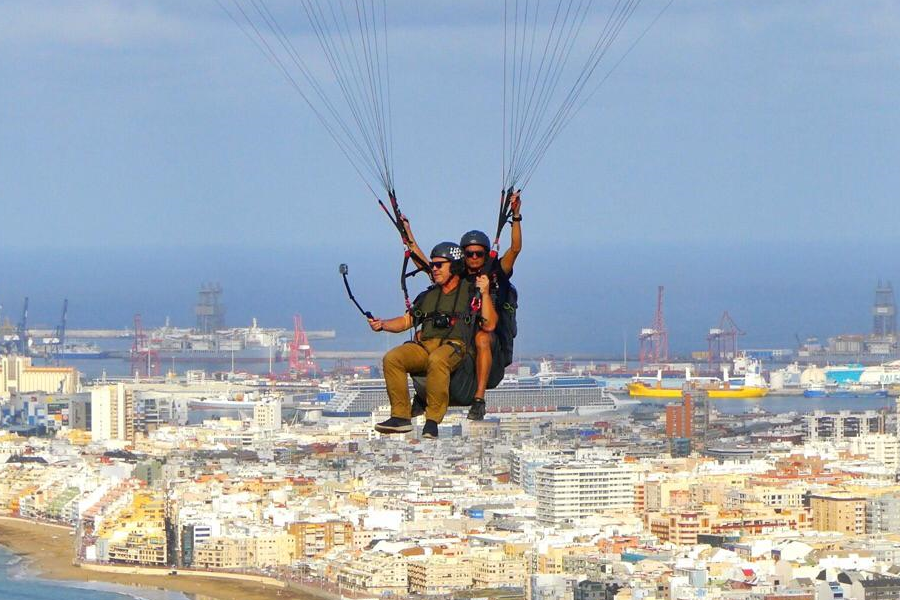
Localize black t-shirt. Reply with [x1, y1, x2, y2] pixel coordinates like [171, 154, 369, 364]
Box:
[466, 258, 511, 307]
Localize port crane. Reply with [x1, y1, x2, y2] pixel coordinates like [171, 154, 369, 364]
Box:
[131, 314, 160, 377]
[288, 314, 319, 378]
[639, 286, 669, 369]
[707, 311, 744, 370]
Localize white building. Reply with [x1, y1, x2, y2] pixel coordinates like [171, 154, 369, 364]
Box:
[253, 396, 282, 431]
[847, 433, 900, 471]
[535, 461, 636, 524]
[90, 383, 132, 442]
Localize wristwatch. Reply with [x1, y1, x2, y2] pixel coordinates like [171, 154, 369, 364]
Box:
[511, 215, 522, 222]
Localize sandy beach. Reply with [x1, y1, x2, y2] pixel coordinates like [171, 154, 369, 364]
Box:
[0, 518, 322, 600]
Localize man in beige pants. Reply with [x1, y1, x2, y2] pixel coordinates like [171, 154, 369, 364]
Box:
[368, 242, 496, 439]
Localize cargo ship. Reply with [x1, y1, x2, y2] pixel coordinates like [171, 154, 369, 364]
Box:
[627, 380, 768, 399]
[627, 358, 768, 399]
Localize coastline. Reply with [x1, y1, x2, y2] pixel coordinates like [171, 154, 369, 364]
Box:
[0, 517, 325, 600]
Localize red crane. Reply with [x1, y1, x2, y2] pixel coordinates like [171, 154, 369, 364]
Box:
[289, 314, 319, 378]
[131, 313, 159, 377]
[639, 285, 669, 369]
[707, 311, 744, 369]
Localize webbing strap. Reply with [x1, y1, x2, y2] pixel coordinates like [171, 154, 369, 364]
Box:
[379, 190, 429, 309]
[492, 187, 516, 254]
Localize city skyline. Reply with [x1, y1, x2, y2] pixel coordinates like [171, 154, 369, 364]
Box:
[3, 4, 900, 600]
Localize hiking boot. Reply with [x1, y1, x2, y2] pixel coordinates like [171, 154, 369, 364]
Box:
[422, 420, 439, 439]
[374, 417, 412, 434]
[411, 396, 427, 418]
[467, 398, 486, 421]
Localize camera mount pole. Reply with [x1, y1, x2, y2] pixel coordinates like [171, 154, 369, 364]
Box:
[339, 264, 374, 320]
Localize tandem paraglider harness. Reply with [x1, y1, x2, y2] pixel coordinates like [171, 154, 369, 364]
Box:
[341, 189, 519, 406]
[407, 281, 505, 410]
[379, 188, 520, 368]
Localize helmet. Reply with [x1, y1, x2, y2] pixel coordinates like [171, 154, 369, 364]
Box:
[430, 242, 465, 275]
[460, 230, 491, 250]
[430, 241, 464, 262]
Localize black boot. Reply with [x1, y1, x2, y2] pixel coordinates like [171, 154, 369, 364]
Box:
[467, 398, 486, 421]
[422, 420, 439, 439]
[374, 417, 412, 434]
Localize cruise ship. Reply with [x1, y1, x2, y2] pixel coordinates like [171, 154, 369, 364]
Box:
[323, 365, 635, 417]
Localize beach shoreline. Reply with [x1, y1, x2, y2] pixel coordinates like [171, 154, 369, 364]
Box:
[0, 517, 325, 600]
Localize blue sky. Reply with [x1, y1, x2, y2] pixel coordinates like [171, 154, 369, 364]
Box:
[1, 1, 898, 355]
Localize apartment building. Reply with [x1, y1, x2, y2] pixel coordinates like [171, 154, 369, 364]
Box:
[336, 552, 408, 594]
[724, 485, 807, 510]
[246, 530, 295, 567]
[810, 492, 867, 535]
[535, 461, 635, 524]
[100, 492, 167, 565]
[193, 536, 248, 570]
[471, 549, 527, 588]
[867, 492, 900, 534]
[287, 520, 354, 558]
[90, 383, 134, 443]
[848, 434, 900, 471]
[805, 411, 884, 443]
[407, 554, 473, 594]
[649, 509, 714, 546]
[253, 396, 282, 431]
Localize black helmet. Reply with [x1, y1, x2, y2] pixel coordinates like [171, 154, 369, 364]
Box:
[460, 230, 490, 250]
[430, 241, 464, 262]
[430, 242, 464, 275]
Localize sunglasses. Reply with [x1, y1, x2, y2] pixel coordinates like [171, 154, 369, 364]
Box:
[465, 250, 486, 258]
[430, 261, 450, 270]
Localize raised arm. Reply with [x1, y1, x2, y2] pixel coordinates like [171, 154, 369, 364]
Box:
[368, 312, 414, 334]
[499, 191, 522, 275]
[400, 215, 431, 274]
[475, 275, 497, 332]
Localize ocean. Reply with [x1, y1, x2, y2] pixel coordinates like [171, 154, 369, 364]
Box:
[0, 547, 190, 600]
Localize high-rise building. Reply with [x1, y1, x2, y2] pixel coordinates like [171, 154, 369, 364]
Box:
[90, 383, 135, 443]
[535, 461, 635, 524]
[665, 391, 710, 456]
[804, 410, 884, 443]
[665, 394, 692, 439]
[874, 281, 897, 339]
